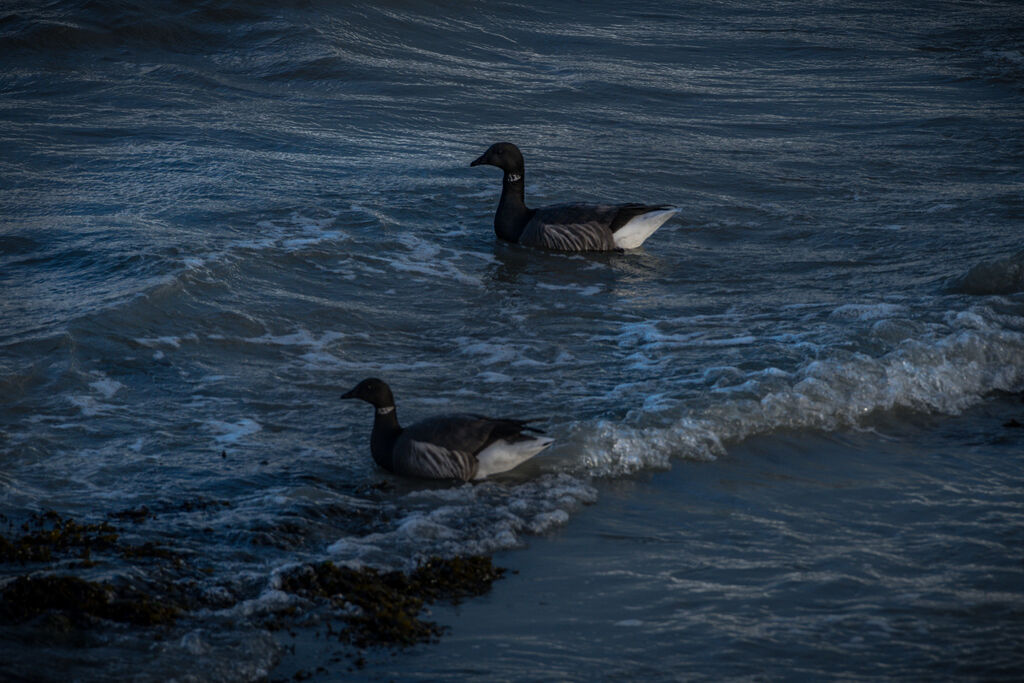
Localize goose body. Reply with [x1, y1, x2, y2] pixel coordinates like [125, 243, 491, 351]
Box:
[341, 378, 553, 481]
[471, 142, 678, 252]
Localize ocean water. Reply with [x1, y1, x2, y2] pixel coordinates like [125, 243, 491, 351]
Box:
[1, 1, 1023, 680]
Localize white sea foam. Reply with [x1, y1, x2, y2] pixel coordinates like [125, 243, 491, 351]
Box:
[536, 282, 603, 296]
[69, 395, 111, 417]
[386, 236, 484, 287]
[830, 303, 908, 321]
[88, 375, 124, 399]
[456, 337, 523, 365]
[577, 310, 1024, 476]
[325, 474, 597, 568]
[696, 335, 758, 347]
[215, 588, 298, 619]
[207, 418, 262, 444]
[136, 334, 193, 348]
[244, 329, 345, 348]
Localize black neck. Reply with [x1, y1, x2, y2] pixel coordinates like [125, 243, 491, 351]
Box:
[494, 169, 533, 243]
[369, 406, 400, 472]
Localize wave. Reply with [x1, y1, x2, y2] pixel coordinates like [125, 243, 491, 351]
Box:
[0, 1, 271, 53]
[578, 306, 1024, 476]
[317, 299, 1024, 566]
[949, 249, 1024, 295]
[323, 474, 597, 569]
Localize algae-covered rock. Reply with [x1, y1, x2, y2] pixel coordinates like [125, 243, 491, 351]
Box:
[279, 555, 506, 648]
[0, 511, 119, 564]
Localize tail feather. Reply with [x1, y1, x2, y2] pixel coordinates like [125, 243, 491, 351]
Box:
[473, 434, 554, 479]
[612, 207, 679, 249]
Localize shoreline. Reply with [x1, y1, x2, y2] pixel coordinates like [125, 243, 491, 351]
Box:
[272, 394, 1024, 680]
[2, 394, 1021, 680]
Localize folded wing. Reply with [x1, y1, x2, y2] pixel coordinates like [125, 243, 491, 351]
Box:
[520, 203, 675, 252]
[393, 414, 546, 481]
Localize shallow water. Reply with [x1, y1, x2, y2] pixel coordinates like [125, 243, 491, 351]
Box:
[2, 1, 1023, 680]
[353, 399, 1024, 681]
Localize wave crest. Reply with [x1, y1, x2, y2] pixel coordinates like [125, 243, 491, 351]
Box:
[950, 250, 1024, 295]
[578, 320, 1024, 476]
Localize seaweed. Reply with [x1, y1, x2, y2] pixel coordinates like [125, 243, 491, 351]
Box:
[279, 555, 506, 648]
[0, 511, 190, 628]
[0, 511, 118, 564]
[0, 575, 180, 626]
[109, 505, 153, 523]
[1, 511, 183, 567]
[408, 555, 506, 605]
[120, 541, 182, 562]
[1, 510, 508, 658]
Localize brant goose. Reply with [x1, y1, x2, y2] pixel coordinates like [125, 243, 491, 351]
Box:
[341, 378, 554, 481]
[470, 142, 678, 252]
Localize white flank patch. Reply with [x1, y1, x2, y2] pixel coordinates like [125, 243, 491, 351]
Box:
[473, 435, 555, 480]
[612, 208, 679, 249]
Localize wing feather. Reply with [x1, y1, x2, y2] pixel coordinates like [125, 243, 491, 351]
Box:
[391, 414, 544, 481]
[395, 440, 476, 480]
[517, 203, 673, 252]
[519, 204, 619, 252]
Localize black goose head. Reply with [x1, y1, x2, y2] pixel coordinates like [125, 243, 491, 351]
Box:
[470, 142, 524, 176]
[340, 377, 395, 409]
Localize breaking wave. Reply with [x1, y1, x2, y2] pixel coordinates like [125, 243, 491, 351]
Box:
[579, 307, 1024, 475]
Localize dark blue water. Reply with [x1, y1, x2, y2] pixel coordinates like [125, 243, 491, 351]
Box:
[2, 1, 1023, 680]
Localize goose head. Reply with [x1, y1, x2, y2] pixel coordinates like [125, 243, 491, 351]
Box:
[470, 142, 524, 176]
[341, 377, 395, 409]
